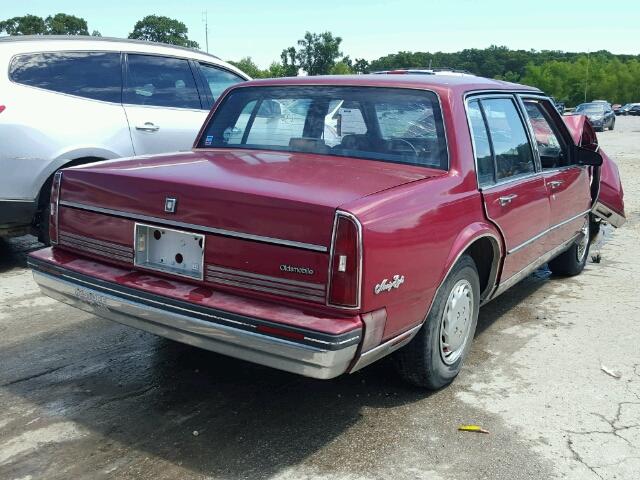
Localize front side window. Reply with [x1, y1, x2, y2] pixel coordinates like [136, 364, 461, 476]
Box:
[198, 63, 244, 108]
[9, 52, 121, 103]
[125, 54, 200, 109]
[523, 100, 568, 169]
[198, 86, 448, 169]
[481, 98, 535, 181]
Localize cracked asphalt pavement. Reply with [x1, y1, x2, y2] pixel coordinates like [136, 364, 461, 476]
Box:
[1, 117, 639, 480]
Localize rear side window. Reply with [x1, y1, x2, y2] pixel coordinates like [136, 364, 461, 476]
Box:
[125, 54, 200, 109]
[9, 52, 122, 103]
[198, 63, 244, 108]
[467, 100, 495, 186]
[198, 86, 448, 169]
[481, 98, 535, 182]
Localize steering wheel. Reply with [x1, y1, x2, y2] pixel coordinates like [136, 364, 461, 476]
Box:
[389, 138, 419, 158]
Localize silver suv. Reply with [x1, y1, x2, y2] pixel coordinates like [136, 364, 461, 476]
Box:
[0, 36, 249, 241]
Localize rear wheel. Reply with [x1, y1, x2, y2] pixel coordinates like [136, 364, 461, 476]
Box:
[394, 255, 480, 389]
[548, 219, 590, 276]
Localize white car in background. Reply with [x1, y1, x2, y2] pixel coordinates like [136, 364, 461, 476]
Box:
[0, 35, 249, 241]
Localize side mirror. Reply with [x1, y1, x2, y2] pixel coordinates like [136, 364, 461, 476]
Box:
[574, 145, 603, 167]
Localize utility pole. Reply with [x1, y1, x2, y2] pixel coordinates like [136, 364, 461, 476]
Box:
[202, 11, 209, 53]
[584, 52, 590, 103]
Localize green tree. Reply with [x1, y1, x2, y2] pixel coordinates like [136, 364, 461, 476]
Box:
[367, 46, 640, 105]
[353, 58, 370, 74]
[129, 15, 199, 48]
[229, 57, 265, 78]
[91, 30, 102, 37]
[266, 61, 288, 78]
[280, 46, 299, 76]
[329, 61, 352, 75]
[293, 31, 344, 75]
[0, 15, 46, 35]
[45, 13, 89, 35]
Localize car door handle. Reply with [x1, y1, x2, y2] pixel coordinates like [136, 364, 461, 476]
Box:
[498, 194, 518, 206]
[135, 122, 160, 132]
[548, 180, 564, 189]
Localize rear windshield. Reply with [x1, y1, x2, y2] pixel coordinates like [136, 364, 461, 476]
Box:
[197, 86, 448, 169]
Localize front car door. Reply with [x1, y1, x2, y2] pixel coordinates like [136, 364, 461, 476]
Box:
[123, 53, 209, 155]
[520, 97, 592, 253]
[467, 96, 550, 282]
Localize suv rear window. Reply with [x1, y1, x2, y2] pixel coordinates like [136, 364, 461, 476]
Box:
[9, 52, 122, 103]
[198, 86, 448, 169]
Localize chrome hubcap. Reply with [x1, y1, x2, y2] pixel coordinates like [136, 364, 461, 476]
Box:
[576, 221, 589, 262]
[439, 279, 474, 365]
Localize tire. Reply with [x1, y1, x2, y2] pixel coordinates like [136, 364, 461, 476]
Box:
[548, 219, 590, 276]
[610, 119, 615, 131]
[394, 254, 480, 389]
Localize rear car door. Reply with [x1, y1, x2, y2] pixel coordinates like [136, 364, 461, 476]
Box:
[520, 97, 592, 252]
[123, 53, 208, 155]
[467, 96, 550, 280]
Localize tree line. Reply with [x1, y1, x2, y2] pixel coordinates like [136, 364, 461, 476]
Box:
[2, 13, 639, 105]
[0, 14, 199, 47]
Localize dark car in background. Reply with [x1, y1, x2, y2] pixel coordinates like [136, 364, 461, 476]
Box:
[618, 103, 640, 116]
[574, 102, 615, 131]
[627, 105, 640, 116]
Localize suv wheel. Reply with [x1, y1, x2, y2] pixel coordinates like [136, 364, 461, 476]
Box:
[394, 254, 480, 389]
[548, 219, 590, 276]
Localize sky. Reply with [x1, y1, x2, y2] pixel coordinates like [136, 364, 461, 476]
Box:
[2, 0, 640, 67]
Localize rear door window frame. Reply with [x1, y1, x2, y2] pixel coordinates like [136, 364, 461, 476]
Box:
[465, 92, 541, 190]
[123, 52, 205, 110]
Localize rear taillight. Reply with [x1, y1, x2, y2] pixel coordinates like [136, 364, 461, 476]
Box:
[0, 105, 5, 114]
[49, 171, 62, 244]
[327, 212, 362, 308]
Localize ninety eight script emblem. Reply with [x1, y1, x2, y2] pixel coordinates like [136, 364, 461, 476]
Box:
[375, 275, 405, 294]
[74, 287, 109, 313]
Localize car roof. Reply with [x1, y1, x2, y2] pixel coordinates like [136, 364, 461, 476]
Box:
[231, 74, 541, 96]
[0, 35, 249, 79]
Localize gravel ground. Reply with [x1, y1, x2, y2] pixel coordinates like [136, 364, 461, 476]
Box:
[0, 116, 639, 480]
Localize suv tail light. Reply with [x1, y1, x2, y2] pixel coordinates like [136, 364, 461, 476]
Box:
[0, 105, 6, 114]
[49, 171, 62, 244]
[327, 212, 362, 308]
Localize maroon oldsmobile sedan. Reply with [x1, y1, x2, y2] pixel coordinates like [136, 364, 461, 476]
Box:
[28, 75, 625, 389]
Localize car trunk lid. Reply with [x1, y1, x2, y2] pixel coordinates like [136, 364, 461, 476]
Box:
[56, 149, 440, 306]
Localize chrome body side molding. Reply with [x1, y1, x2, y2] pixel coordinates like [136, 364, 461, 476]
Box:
[490, 232, 581, 300]
[349, 324, 422, 373]
[507, 209, 591, 255]
[59, 200, 328, 253]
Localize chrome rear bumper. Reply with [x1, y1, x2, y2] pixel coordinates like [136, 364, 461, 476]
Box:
[30, 265, 361, 380]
